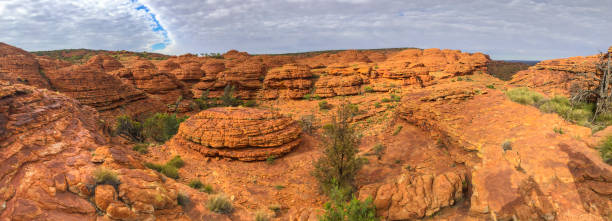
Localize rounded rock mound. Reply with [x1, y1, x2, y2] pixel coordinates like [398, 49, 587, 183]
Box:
[171, 107, 301, 161]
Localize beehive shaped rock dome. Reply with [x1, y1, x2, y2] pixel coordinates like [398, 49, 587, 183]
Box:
[171, 107, 301, 161]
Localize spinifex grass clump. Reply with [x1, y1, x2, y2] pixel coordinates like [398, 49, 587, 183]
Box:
[145, 155, 185, 179]
[114, 113, 187, 143]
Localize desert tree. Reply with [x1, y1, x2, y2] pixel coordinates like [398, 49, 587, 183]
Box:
[570, 48, 612, 121]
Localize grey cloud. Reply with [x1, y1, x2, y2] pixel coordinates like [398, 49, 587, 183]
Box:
[1, 0, 611, 59]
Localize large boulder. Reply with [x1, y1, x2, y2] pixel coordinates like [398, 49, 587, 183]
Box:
[111, 59, 186, 104]
[260, 64, 314, 99]
[168, 107, 301, 161]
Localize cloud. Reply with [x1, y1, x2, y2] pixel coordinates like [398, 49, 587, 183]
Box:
[0, 0, 167, 52]
[1, 0, 611, 59]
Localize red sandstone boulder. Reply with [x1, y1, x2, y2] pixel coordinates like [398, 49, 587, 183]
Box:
[260, 64, 313, 99]
[111, 59, 186, 104]
[168, 107, 301, 161]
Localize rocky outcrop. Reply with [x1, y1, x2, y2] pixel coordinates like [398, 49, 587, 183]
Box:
[0, 42, 51, 89]
[0, 81, 189, 220]
[358, 171, 466, 220]
[169, 107, 301, 161]
[399, 84, 612, 220]
[375, 48, 489, 86]
[314, 74, 364, 98]
[260, 64, 313, 99]
[85, 54, 124, 72]
[192, 61, 266, 99]
[159, 57, 205, 84]
[111, 59, 186, 104]
[510, 55, 601, 96]
[43, 63, 164, 120]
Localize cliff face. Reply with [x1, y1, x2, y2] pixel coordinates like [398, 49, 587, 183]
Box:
[0, 43, 51, 89]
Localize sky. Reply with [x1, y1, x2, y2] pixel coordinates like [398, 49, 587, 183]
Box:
[0, 0, 610, 60]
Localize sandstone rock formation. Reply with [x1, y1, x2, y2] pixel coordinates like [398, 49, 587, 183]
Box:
[159, 56, 205, 85]
[510, 55, 601, 96]
[260, 64, 313, 99]
[169, 107, 301, 161]
[0, 42, 50, 89]
[111, 59, 186, 104]
[0, 81, 188, 220]
[359, 171, 466, 220]
[192, 61, 266, 99]
[400, 84, 612, 220]
[85, 54, 124, 72]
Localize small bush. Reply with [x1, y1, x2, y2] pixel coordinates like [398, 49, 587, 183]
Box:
[486, 85, 495, 89]
[363, 86, 374, 93]
[255, 211, 271, 221]
[553, 127, 564, 134]
[177, 193, 190, 207]
[269, 204, 281, 213]
[381, 98, 391, 103]
[319, 187, 378, 221]
[220, 85, 242, 107]
[144, 162, 163, 172]
[266, 156, 276, 165]
[505, 87, 545, 105]
[374, 102, 381, 108]
[372, 144, 385, 160]
[93, 167, 120, 186]
[274, 185, 285, 190]
[303, 94, 312, 100]
[188, 179, 204, 189]
[243, 100, 257, 107]
[457, 77, 463, 81]
[300, 114, 316, 134]
[319, 101, 331, 110]
[200, 184, 214, 194]
[207, 194, 233, 214]
[167, 155, 185, 168]
[114, 115, 145, 142]
[161, 165, 179, 179]
[132, 143, 149, 154]
[599, 136, 612, 165]
[392, 125, 403, 136]
[502, 140, 512, 151]
[142, 113, 188, 143]
[390, 94, 401, 102]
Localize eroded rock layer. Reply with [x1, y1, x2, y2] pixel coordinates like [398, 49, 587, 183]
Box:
[0, 81, 186, 221]
[510, 55, 601, 96]
[0, 42, 50, 89]
[260, 64, 313, 99]
[170, 107, 301, 161]
[399, 85, 612, 220]
[111, 59, 186, 104]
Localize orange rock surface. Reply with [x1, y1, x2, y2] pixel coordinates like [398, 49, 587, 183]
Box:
[169, 107, 301, 161]
[0, 81, 195, 220]
[111, 59, 186, 104]
[0, 42, 50, 89]
[511, 55, 602, 96]
[399, 83, 612, 220]
[260, 64, 313, 99]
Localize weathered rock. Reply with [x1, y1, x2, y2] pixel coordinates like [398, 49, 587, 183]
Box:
[510, 55, 601, 96]
[169, 107, 301, 161]
[260, 64, 313, 99]
[192, 61, 266, 99]
[94, 185, 116, 211]
[314, 74, 363, 98]
[358, 171, 466, 220]
[399, 84, 612, 220]
[0, 42, 51, 89]
[85, 54, 124, 72]
[111, 59, 186, 104]
[43, 63, 164, 120]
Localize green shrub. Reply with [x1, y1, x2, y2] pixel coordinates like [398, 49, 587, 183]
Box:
[244, 100, 257, 107]
[188, 179, 204, 189]
[274, 185, 285, 190]
[599, 136, 612, 165]
[553, 127, 564, 134]
[505, 87, 545, 105]
[161, 165, 179, 179]
[390, 94, 401, 102]
[255, 211, 271, 221]
[132, 143, 149, 154]
[93, 167, 120, 186]
[457, 77, 463, 81]
[195, 89, 215, 110]
[363, 86, 374, 93]
[167, 155, 185, 168]
[303, 94, 312, 100]
[221, 85, 242, 107]
[207, 194, 233, 214]
[381, 98, 391, 103]
[177, 193, 190, 207]
[269, 204, 281, 213]
[114, 115, 145, 142]
[319, 186, 378, 221]
[142, 113, 187, 143]
[486, 85, 495, 89]
[300, 114, 316, 134]
[374, 102, 381, 108]
[313, 103, 364, 195]
[392, 125, 403, 136]
[319, 101, 331, 110]
[200, 184, 214, 194]
[144, 162, 163, 172]
[266, 156, 276, 165]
